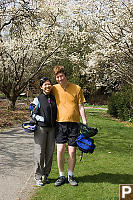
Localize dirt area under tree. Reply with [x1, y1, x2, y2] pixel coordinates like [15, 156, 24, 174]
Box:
[0, 99, 31, 129]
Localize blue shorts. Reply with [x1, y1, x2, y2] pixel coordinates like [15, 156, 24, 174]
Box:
[55, 122, 80, 146]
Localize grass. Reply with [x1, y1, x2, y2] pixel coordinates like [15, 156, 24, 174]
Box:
[30, 109, 133, 200]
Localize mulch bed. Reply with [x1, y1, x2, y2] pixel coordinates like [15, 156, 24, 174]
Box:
[0, 99, 30, 129]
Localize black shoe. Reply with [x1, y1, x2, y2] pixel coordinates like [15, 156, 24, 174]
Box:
[68, 175, 78, 186]
[54, 176, 65, 186]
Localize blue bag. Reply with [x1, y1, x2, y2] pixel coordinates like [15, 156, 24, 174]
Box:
[76, 134, 96, 161]
[76, 134, 96, 153]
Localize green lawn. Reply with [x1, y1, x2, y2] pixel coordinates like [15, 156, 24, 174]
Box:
[30, 109, 133, 200]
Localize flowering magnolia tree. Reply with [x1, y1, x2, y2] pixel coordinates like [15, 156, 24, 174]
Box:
[0, 0, 62, 109]
[83, 0, 133, 90]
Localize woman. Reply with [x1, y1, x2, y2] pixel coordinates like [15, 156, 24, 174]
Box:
[31, 77, 57, 186]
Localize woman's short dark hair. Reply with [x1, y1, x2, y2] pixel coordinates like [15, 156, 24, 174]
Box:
[40, 77, 51, 87]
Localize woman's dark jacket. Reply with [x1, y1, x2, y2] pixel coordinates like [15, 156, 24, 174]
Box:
[37, 93, 57, 127]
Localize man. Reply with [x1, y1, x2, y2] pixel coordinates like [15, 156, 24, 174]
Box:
[52, 66, 87, 186]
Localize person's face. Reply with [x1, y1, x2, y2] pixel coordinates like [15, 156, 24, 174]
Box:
[40, 80, 52, 95]
[56, 72, 67, 85]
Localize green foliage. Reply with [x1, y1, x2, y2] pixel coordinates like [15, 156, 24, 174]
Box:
[0, 93, 6, 99]
[108, 86, 133, 122]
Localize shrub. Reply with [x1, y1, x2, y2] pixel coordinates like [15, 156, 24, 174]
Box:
[108, 86, 133, 122]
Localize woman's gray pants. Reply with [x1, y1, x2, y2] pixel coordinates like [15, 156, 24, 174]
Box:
[34, 126, 55, 180]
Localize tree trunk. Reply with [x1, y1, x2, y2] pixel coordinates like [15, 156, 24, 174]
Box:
[7, 98, 17, 111]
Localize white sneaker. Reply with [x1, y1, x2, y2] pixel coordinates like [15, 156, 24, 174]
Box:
[36, 179, 44, 186]
[42, 175, 50, 184]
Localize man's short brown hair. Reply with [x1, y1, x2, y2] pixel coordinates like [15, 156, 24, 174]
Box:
[53, 66, 66, 76]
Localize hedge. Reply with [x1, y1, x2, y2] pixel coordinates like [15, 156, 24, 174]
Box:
[107, 86, 133, 122]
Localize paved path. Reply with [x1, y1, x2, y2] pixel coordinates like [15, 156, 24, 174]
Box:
[0, 125, 35, 200]
[85, 107, 108, 110]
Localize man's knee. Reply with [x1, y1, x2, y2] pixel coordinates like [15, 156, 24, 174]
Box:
[68, 146, 76, 157]
[57, 143, 65, 153]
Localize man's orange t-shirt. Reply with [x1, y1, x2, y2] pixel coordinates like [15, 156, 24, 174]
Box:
[52, 82, 86, 122]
